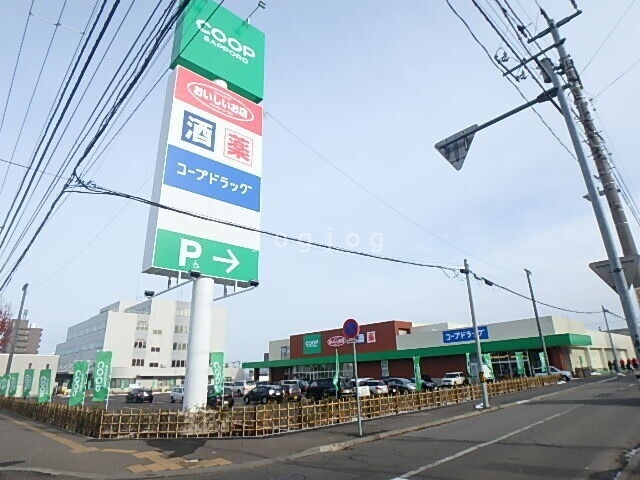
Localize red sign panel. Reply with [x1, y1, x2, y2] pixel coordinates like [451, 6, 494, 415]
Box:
[327, 336, 347, 348]
[174, 66, 263, 135]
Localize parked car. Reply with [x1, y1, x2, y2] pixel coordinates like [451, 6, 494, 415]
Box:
[363, 379, 389, 395]
[232, 380, 256, 396]
[170, 386, 184, 403]
[280, 382, 303, 401]
[440, 372, 468, 388]
[383, 377, 418, 394]
[535, 365, 572, 381]
[281, 379, 308, 393]
[306, 378, 354, 401]
[207, 386, 235, 408]
[125, 388, 153, 403]
[243, 385, 284, 404]
[409, 376, 440, 391]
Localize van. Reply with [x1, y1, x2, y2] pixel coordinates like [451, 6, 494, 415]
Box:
[170, 386, 184, 403]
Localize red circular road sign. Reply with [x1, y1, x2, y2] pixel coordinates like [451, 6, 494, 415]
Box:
[343, 318, 360, 339]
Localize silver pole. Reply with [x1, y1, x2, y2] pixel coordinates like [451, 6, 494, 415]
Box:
[463, 259, 489, 408]
[5, 283, 28, 375]
[525, 269, 550, 374]
[602, 306, 620, 372]
[352, 340, 363, 437]
[543, 17, 640, 361]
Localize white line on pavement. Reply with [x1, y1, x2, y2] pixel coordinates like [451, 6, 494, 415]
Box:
[389, 405, 580, 479]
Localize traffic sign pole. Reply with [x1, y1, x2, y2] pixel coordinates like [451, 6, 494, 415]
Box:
[352, 340, 363, 437]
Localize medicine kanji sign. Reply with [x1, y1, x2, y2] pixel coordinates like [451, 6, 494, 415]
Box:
[171, 0, 265, 103]
[143, 66, 262, 282]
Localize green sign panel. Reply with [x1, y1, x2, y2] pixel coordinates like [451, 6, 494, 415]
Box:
[37, 369, 52, 404]
[302, 333, 322, 355]
[538, 352, 548, 373]
[22, 369, 34, 397]
[172, 0, 265, 103]
[209, 352, 224, 395]
[515, 352, 525, 375]
[93, 351, 112, 402]
[0, 374, 9, 396]
[413, 356, 422, 390]
[153, 229, 259, 282]
[69, 361, 89, 407]
[7, 373, 19, 397]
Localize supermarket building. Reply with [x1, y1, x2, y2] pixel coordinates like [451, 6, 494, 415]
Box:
[243, 316, 635, 381]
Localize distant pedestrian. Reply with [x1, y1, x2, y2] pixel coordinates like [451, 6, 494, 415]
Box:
[607, 360, 613, 372]
[620, 358, 626, 371]
[632, 358, 639, 370]
[626, 359, 633, 373]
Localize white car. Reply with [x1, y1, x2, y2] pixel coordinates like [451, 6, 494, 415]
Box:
[440, 372, 467, 388]
[170, 386, 184, 403]
[232, 380, 256, 396]
[535, 366, 572, 381]
[363, 380, 389, 395]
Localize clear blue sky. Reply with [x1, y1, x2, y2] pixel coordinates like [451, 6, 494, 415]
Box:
[0, 0, 639, 363]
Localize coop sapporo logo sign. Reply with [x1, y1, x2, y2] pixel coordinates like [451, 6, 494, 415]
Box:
[195, 20, 256, 64]
[303, 334, 322, 355]
[94, 361, 106, 393]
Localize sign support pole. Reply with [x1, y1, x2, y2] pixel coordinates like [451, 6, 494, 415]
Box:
[352, 340, 363, 437]
[183, 276, 215, 411]
[463, 259, 490, 409]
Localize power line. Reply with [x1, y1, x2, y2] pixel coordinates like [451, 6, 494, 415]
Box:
[581, 0, 637, 74]
[594, 56, 640, 98]
[0, 157, 63, 180]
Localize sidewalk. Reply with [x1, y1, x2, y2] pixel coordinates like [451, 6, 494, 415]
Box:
[0, 376, 631, 480]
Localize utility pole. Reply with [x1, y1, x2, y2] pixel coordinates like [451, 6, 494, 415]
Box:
[525, 269, 550, 374]
[462, 259, 489, 409]
[602, 306, 619, 372]
[5, 283, 28, 375]
[537, 13, 640, 361]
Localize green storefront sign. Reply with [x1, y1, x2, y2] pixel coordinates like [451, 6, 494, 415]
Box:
[69, 361, 89, 407]
[209, 352, 224, 395]
[303, 333, 322, 355]
[172, 0, 265, 103]
[22, 369, 34, 397]
[153, 229, 259, 282]
[93, 351, 112, 402]
[37, 369, 52, 403]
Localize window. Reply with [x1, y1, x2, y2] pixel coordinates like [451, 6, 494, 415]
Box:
[28, 362, 32, 368]
[152, 329, 162, 335]
[151, 346, 160, 352]
[171, 360, 186, 368]
[149, 362, 159, 367]
[136, 322, 148, 331]
[131, 359, 144, 367]
[174, 325, 188, 334]
[45, 363, 50, 369]
[133, 340, 146, 349]
[172, 342, 187, 351]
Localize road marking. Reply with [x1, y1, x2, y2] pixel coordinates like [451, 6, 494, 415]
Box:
[389, 405, 579, 479]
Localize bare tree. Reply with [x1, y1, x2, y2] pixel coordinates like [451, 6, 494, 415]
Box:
[0, 302, 12, 350]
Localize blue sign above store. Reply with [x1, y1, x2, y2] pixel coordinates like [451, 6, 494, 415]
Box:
[442, 326, 489, 344]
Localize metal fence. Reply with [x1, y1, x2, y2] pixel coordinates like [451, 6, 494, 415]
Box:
[0, 375, 560, 439]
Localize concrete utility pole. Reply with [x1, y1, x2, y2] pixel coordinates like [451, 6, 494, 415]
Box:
[462, 259, 489, 409]
[525, 269, 550, 374]
[5, 283, 28, 375]
[538, 14, 640, 361]
[601, 306, 619, 371]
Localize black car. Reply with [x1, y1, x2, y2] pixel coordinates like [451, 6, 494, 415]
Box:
[243, 385, 284, 404]
[410, 376, 439, 391]
[125, 388, 153, 403]
[305, 378, 354, 401]
[280, 383, 303, 401]
[383, 377, 419, 394]
[207, 386, 234, 408]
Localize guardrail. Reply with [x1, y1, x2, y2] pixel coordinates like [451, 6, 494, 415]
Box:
[0, 375, 561, 439]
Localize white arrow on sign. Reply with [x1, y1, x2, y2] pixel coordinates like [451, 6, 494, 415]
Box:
[212, 249, 240, 273]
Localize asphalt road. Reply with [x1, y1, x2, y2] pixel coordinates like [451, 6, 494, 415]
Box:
[206, 377, 640, 480]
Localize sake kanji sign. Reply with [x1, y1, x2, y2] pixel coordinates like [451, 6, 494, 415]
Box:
[143, 66, 262, 283]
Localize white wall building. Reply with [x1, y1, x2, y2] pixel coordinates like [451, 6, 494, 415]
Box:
[0, 353, 59, 397]
[55, 299, 226, 391]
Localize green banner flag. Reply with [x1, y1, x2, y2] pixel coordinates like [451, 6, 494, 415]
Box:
[7, 372, 19, 397]
[482, 354, 494, 374]
[538, 352, 548, 373]
[332, 349, 339, 390]
[37, 369, 52, 403]
[515, 352, 525, 375]
[0, 374, 8, 396]
[22, 368, 34, 398]
[92, 351, 112, 402]
[209, 352, 224, 395]
[69, 361, 89, 407]
[413, 356, 422, 390]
